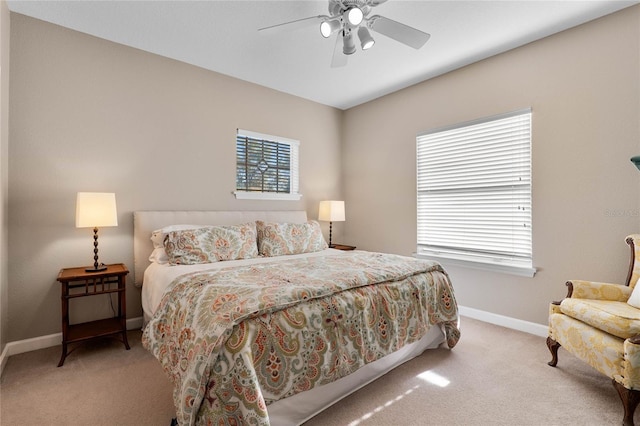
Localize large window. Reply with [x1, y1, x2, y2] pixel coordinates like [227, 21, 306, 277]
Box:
[234, 129, 301, 200]
[416, 108, 535, 277]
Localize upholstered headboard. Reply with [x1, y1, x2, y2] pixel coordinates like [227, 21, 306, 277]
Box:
[133, 210, 308, 286]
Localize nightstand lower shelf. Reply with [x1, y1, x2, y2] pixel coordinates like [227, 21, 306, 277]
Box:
[66, 317, 126, 343]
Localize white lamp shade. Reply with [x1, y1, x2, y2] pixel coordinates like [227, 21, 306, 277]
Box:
[318, 200, 345, 222]
[358, 26, 375, 50]
[75, 192, 118, 228]
[320, 18, 341, 38]
[345, 7, 363, 26]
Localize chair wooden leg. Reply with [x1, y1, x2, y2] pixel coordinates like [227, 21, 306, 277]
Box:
[613, 379, 640, 426]
[546, 336, 560, 367]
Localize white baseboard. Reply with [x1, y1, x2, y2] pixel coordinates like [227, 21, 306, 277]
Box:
[459, 305, 548, 338]
[0, 316, 143, 376]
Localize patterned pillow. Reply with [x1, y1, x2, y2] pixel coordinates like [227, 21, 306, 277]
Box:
[256, 220, 328, 257]
[164, 223, 259, 265]
[150, 224, 208, 249]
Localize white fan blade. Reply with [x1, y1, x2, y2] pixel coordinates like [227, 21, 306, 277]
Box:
[331, 33, 348, 68]
[259, 15, 327, 34]
[368, 15, 430, 49]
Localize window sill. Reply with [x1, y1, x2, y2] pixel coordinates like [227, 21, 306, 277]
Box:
[414, 253, 537, 278]
[233, 191, 302, 201]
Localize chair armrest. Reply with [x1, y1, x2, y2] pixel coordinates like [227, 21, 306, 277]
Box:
[619, 336, 640, 389]
[566, 280, 632, 302]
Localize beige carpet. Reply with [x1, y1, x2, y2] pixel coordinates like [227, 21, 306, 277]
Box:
[0, 316, 633, 426]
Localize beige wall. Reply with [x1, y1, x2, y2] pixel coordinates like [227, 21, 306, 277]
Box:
[0, 0, 9, 353]
[8, 14, 343, 341]
[343, 6, 640, 326]
[7, 6, 640, 343]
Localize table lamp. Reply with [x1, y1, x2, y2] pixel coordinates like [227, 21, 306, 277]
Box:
[76, 192, 118, 272]
[318, 200, 345, 248]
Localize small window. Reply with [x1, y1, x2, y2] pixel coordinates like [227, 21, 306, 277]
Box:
[416, 108, 535, 277]
[234, 129, 301, 200]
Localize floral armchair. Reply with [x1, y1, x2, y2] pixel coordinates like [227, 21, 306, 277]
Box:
[547, 234, 640, 426]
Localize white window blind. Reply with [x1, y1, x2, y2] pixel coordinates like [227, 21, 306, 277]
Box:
[234, 129, 301, 200]
[416, 108, 534, 276]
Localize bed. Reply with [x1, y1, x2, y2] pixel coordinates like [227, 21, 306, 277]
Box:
[135, 210, 460, 425]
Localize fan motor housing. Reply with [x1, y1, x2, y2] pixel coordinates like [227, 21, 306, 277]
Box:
[327, 0, 387, 18]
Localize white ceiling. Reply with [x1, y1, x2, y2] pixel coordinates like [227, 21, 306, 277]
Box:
[7, 0, 639, 110]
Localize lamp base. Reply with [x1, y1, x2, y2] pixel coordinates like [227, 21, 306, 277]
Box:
[86, 227, 107, 272]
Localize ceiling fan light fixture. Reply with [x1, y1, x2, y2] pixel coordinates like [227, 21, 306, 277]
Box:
[345, 7, 364, 27]
[260, 0, 432, 67]
[342, 31, 356, 55]
[320, 18, 341, 38]
[358, 26, 375, 50]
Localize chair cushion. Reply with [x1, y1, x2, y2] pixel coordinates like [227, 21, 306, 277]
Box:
[560, 298, 640, 340]
[549, 312, 625, 380]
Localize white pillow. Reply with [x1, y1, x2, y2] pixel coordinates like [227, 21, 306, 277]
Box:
[628, 284, 640, 308]
[148, 247, 169, 264]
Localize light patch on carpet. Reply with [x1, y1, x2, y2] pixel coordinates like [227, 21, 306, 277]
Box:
[347, 386, 419, 426]
[417, 370, 450, 387]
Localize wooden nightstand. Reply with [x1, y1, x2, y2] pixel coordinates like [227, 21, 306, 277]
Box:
[56, 263, 130, 367]
[330, 244, 356, 251]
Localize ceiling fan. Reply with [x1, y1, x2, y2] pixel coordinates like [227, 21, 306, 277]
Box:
[258, 0, 431, 68]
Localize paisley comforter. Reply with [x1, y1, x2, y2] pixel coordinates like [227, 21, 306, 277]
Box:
[142, 251, 459, 425]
